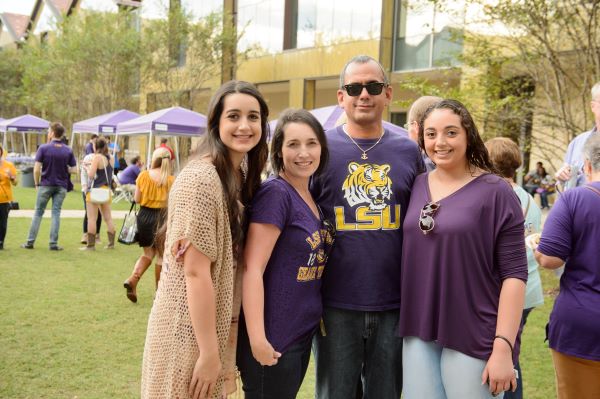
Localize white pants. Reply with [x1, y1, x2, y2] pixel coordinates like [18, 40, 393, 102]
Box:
[403, 336, 503, 399]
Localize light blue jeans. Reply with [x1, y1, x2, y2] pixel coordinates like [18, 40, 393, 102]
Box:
[403, 337, 503, 399]
[26, 186, 67, 247]
[312, 307, 403, 399]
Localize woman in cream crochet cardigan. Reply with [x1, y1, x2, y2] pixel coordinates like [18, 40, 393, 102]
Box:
[141, 80, 269, 399]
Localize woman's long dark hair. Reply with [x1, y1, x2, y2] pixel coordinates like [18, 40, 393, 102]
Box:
[418, 99, 496, 174]
[155, 81, 269, 260]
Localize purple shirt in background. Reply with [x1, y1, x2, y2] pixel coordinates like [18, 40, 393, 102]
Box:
[250, 177, 332, 353]
[537, 182, 600, 361]
[35, 140, 76, 190]
[311, 126, 424, 311]
[399, 173, 528, 363]
[119, 164, 141, 185]
[84, 142, 94, 155]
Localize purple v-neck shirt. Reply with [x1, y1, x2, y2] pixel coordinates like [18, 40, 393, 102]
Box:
[250, 177, 332, 353]
[399, 173, 528, 362]
[537, 182, 600, 361]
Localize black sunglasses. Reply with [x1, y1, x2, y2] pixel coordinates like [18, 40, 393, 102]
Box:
[342, 82, 386, 97]
[321, 219, 336, 262]
[419, 202, 440, 235]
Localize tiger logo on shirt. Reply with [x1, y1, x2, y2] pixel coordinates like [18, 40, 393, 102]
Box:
[342, 162, 392, 211]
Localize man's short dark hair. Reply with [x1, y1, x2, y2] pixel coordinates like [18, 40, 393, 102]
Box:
[130, 155, 141, 165]
[51, 122, 65, 139]
[339, 55, 389, 88]
[161, 138, 168, 144]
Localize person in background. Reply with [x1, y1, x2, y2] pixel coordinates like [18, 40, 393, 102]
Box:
[80, 146, 102, 245]
[107, 136, 122, 172]
[555, 81, 600, 189]
[400, 100, 527, 398]
[141, 80, 269, 399]
[85, 134, 98, 155]
[0, 144, 18, 250]
[122, 148, 174, 303]
[118, 155, 143, 186]
[311, 55, 423, 399]
[158, 137, 175, 161]
[524, 161, 550, 208]
[485, 137, 544, 399]
[21, 122, 77, 251]
[406, 95, 442, 172]
[238, 108, 332, 398]
[534, 133, 600, 399]
[80, 137, 116, 250]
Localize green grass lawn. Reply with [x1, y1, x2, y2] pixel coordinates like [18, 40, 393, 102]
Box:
[0, 216, 558, 398]
[12, 183, 134, 212]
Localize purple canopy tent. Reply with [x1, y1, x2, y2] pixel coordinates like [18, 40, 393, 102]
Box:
[70, 109, 140, 146]
[268, 105, 408, 138]
[115, 106, 207, 170]
[0, 114, 50, 154]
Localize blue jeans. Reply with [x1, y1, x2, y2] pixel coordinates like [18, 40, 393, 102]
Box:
[403, 337, 503, 399]
[237, 319, 312, 399]
[313, 307, 402, 399]
[504, 308, 533, 399]
[26, 186, 67, 246]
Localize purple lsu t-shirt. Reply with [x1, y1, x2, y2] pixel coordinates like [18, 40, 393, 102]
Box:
[537, 182, 600, 361]
[35, 140, 76, 190]
[399, 173, 528, 363]
[119, 164, 141, 185]
[250, 177, 333, 353]
[311, 126, 424, 311]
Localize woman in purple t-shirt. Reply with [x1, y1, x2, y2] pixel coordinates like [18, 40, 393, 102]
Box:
[534, 133, 600, 399]
[399, 100, 527, 399]
[238, 108, 333, 398]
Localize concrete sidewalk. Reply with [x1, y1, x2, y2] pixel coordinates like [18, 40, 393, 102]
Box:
[10, 209, 127, 218]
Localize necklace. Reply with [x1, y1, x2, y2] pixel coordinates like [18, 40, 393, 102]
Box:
[343, 125, 385, 160]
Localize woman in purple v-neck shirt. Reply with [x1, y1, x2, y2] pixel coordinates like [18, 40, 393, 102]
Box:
[238, 109, 334, 399]
[399, 100, 528, 399]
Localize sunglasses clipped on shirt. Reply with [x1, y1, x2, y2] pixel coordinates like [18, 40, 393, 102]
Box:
[419, 201, 440, 235]
[342, 82, 387, 97]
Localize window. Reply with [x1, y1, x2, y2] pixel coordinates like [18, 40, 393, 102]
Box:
[393, 0, 463, 71]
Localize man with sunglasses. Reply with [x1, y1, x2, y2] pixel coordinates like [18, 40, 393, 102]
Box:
[311, 55, 424, 399]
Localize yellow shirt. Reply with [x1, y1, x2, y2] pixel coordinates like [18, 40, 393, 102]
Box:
[136, 170, 174, 208]
[0, 161, 17, 203]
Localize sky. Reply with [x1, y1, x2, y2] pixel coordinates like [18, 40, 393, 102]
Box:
[0, 0, 36, 15]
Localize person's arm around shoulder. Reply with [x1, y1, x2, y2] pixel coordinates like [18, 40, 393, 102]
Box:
[243, 222, 282, 366]
[184, 245, 222, 399]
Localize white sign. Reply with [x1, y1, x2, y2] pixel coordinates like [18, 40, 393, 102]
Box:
[154, 123, 168, 131]
[101, 126, 114, 133]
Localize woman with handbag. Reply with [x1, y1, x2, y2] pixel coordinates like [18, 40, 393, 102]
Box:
[399, 100, 528, 399]
[80, 137, 116, 250]
[123, 147, 174, 303]
[141, 81, 269, 399]
[534, 133, 600, 399]
[0, 144, 18, 250]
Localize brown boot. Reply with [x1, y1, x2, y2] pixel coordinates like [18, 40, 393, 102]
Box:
[155, 263, 162, 290]
[123, 256, 152, 303]
[80, 233, 88, 244]
[105, 231, 115, 249]
[79, 233, 95, 251]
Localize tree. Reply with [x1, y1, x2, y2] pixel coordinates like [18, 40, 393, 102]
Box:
[140, 4, 242, 111]
[20, 10, 143, 127]
[397, 0, 600, 171]
[0, 48, 25, 117]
